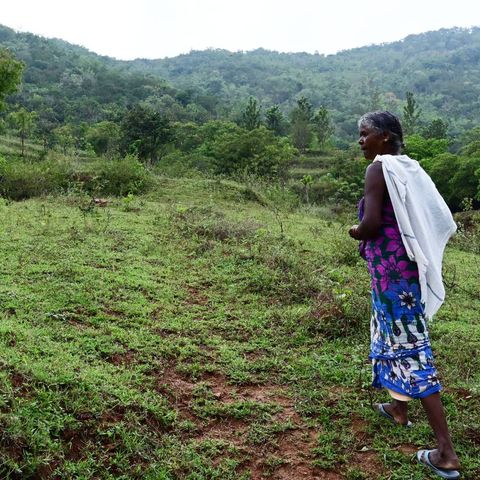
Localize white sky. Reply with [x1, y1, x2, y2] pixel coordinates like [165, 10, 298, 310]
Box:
[2, 0, 480, 60]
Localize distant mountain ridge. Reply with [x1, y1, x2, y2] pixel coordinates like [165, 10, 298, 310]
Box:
[1, 24, 480, 137]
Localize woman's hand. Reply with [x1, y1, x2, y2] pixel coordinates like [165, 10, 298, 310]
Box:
[349, 225, 360, 239]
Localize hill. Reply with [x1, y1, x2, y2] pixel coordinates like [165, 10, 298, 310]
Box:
[0, 176, 478, 478]
[1, 25, 480, 137]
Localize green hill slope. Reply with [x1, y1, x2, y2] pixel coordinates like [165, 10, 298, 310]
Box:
[0, 177, 478, 478]
[1, 25, 480, 137]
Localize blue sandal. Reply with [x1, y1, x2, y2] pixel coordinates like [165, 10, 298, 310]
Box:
[374, 403, 412, 427]
[417, 450, 460, 479]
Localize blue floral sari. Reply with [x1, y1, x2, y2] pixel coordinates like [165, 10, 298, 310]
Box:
[359, 196, 441, 399]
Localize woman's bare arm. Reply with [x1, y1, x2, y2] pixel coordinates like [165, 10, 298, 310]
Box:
[349, 161, 386, 240]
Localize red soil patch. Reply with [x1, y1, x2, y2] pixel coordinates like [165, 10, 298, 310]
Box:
[62, 426, 97, 461]
[108, 349, 136, 366]
[351, 451, 385, 478]
[185, 286, 210, 306]
[155, 365, 332, 478]
[103, 307, 124, 319]
[156, 367, 197, 421]
[195, 418, 248, 446]
[9, 371, 32, 397]
[350, 415, 372, 446]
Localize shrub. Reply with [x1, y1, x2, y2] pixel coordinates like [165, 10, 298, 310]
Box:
[452, 210, 480, 254]
[304, 287, 369, 339]
[169, 205, 262, 242]
[97, 155, 150, 196]
[155, 150, 214, 177]
[73, 155, 151, 197]
[0, 156, 70, 200]
[291, 174, 362, 205]
[207, 127, 296, 178]
[0, 154, 151, 200]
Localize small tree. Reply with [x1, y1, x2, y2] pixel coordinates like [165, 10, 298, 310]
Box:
[291, 96, 313, 123]
[290, 96, 313, 152]
[264, 105, 285, 136]
[36, 108, 59, 152]
[53, 124, 75, 155]
[241, 97, 261, 130]
[403, 91, 422, 135]
[312, 106, 334, 150]
[301, 174, 314, 204]
[120, 105, 173, 164]
[0, 49, 24, 109]
[9, 107, 37, 158]
[422, 118, 448, 140]
[86, 121, 121, 156]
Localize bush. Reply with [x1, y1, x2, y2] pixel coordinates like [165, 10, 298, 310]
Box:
[291, 173, 362, 205]
[0, 154, 151, 200]
[452, 210, 480, 254]
[96, 155, 150, 196]
[0, 156, 70, 200]
[155, 150, 214, 177]
[169, 205, 262, 242]
[70, 155, 151, 197]
[207, 127, 296, 178]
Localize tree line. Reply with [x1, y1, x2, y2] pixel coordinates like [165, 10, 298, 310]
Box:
[0, 28, 479, 211]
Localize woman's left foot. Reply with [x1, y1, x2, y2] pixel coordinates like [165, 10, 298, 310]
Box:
[374, 403, 412, 427]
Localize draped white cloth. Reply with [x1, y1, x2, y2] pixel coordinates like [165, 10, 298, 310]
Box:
[374, 154, 457, 319]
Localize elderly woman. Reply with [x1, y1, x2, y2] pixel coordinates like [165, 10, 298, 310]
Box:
[349, 111, 460, 479]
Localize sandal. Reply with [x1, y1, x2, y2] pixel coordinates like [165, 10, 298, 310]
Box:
[374, 403, 412, 427]
[416, 449, 460, 479]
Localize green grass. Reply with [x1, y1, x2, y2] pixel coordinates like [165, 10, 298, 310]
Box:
[0, 176, 478, 479]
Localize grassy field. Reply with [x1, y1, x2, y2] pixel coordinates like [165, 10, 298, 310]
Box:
[0, 175, 478, 479]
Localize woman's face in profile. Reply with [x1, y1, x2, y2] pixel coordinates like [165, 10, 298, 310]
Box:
[358, 124, 388, 160]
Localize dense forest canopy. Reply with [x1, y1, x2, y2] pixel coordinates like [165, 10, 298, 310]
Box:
[1, 24, 480, 137]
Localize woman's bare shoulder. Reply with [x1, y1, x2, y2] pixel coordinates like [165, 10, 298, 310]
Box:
[365, 161, 384, 177]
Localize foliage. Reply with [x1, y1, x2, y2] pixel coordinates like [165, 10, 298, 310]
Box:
[421, 153, 480, 210]
[206, 125, 296, 178]
[86, 120, 121, 156]
[422, 117, 448, 139]
[120, 104, 173, 164]
[460, 126, 480, 157]
[312, 106, 334, 150]
[240, 97, 261, 130]
[3, 25, 480, 141]
[402, 91, 422, 135]
[0, 48, 24, 108]
[53, 124, 75, 155]
[93, 154, 151, 196]
[0, 153, 151, 200]
[8, 107, 37, 158]
[264, 104, 286, 136]
[404, 134, 449, 161]
[289, 96, 314, 151]
[0, 156, 70, 199]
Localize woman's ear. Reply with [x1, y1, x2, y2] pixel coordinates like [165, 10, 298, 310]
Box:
[382, 131, 390, 143]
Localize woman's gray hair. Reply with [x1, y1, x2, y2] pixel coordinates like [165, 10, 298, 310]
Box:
[358, 111, 404, 151]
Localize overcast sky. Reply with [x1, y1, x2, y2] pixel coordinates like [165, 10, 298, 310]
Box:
[2, 0, 480, 60]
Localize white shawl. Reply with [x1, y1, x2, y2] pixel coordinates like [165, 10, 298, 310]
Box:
[374, 154, 457, 319]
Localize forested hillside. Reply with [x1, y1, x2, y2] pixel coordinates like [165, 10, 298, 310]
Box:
[128, 27, 480, 136]
[2, 25, 480, 137]
[0, 23, 479, 211]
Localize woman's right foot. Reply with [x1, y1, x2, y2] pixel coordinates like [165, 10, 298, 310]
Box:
[427, 449, 460, 471]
